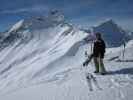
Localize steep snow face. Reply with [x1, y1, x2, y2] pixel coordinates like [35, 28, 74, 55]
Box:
[1, 37, 133, 100]
[93, 19, 127, 47]
[0, 12, 88, 93]
[0, 12, 66, 50]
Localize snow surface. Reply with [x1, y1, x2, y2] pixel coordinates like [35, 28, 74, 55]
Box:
[0, 15, 133, 100]
[0, 40, 133, 100]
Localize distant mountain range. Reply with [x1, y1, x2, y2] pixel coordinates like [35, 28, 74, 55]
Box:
[0, 11, 132, 49]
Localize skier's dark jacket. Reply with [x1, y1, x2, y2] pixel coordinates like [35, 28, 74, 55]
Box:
[93, 39, 106, 58]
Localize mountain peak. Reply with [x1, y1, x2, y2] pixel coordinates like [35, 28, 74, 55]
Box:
[105, 19, 115, 23]
[8, 10, 65, 33]
[93, 19, 127, 47]
[100, 19, 117, 27]
[8, 19, 24, 33]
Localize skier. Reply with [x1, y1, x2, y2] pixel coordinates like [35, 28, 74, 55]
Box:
[93, 32, 106, 75]
[83, 32, 106, 75]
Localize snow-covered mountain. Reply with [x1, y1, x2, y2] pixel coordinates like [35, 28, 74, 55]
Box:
[93, 19, 128, 47]
[0, 11, 66, 50]
[0, 11, 89, 94]
[0, 12, 133, 100]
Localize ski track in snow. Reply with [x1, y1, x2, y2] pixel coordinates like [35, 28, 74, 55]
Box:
[1, 61, 133, 100]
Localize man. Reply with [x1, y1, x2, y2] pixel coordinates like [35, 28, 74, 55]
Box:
[93, 32, 106, 75]
[83, 32, 106, 75]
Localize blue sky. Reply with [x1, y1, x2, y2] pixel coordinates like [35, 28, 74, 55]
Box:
[0, 0, 133, 32]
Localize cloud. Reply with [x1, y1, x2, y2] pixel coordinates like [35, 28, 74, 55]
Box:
[0, 5, 49, 14]
[61, 0, 97, 11]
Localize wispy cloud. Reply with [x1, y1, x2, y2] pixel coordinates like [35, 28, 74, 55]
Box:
[0, 5, 49, 14]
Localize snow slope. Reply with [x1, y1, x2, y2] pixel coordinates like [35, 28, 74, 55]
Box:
[0, 39, 133, 100]
[0, 12, 89, 95]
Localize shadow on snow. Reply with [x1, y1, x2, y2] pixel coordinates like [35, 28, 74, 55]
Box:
[107, 67, 133, 75]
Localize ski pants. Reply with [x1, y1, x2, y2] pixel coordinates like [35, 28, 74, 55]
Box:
[93, 57, 106, 73]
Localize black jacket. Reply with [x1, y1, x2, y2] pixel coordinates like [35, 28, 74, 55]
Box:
[93, 39, 106, 58]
